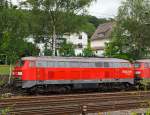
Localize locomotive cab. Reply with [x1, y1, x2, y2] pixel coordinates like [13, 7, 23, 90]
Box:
[134, 62, 142, 76]
[12, 59, 31, 87]
[13, 60, 24, 77]
[12, 59, 24, 87]
[134, 59, 150, 85]
[134, 62, 142, 84]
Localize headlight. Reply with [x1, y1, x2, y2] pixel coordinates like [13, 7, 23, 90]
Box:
[18, 72, 22, 76]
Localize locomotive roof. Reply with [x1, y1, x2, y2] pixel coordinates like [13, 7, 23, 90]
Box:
[136, 59, 150, 63]
[21, 56, 130, 63]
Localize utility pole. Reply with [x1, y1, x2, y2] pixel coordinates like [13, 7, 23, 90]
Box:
[81, 105, 87, 115]
[52, 26, 57, 56]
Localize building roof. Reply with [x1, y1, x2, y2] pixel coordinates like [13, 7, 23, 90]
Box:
[91, 22, 115, 41]
[22, 56, 130, 63]
[136, 59, 150, 63]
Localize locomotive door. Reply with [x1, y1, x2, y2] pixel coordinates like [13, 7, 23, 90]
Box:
[36, 61, 46, 82]
[104, 62, 111, 79]
[114, 63, 120, 81]
[36, 69, 45, 87]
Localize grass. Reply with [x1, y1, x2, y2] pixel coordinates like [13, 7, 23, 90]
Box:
[0, 65, 11, 75]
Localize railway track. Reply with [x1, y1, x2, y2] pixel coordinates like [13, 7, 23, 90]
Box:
[1, 91, 150, 115]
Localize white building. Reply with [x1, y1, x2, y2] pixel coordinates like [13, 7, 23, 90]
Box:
[26, 32, 88, 56]
[91, 22, 114, 57]
[63, 32, 88, 56]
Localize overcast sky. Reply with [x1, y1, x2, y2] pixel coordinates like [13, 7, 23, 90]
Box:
[12, 0, 123, 18]
[88, 0, 123, 18]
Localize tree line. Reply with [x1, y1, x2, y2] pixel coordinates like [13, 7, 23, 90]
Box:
[105, 0, 150, 61]
[0, 0, 109, 64]
[1, 0, 148, 64]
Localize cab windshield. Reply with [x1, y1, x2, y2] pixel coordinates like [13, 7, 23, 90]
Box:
[16, 60, 24, 67]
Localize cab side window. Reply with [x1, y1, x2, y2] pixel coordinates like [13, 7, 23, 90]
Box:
[16, 60, 24, 67]
[134, 63, 141, 68]
[30, 61, 36, 67]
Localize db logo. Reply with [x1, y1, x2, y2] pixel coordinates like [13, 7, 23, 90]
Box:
[122, 70, 132, 74]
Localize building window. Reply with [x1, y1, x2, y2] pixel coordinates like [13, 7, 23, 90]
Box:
[98, 32, 105, 37]
[79, 35, 82, 39]
[78, 43, 83, 48]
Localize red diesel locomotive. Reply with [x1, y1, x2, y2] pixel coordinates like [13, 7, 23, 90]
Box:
[12, 57, 134, 91]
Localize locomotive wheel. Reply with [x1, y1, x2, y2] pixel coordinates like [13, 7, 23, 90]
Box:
[64, 86, 71, 93]
[28, 86, 39, 95]
[58, 87, 66, 94]
[37, 86, 45, 94]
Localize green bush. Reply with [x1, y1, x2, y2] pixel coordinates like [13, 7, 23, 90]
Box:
[0, 107, 11, 115]
[0, 65, 10, 75]
[59, 43, 75, 56]
[83, 47, 94, 57]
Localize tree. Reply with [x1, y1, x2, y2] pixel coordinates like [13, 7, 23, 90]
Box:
[104, 0, 150, 60]
[79, 19, 96, 38]
[22, 43, 40, 57]
[83, 47, 94, 57]
[0, 1, 35, 64]
[82, 41, 94, 57]
[22, 0, 96, 56]
[59, 42, 75, 56]
[85, 15, 109, 28]
[0, 0, 9, 9]
[44, 48, 52, 56]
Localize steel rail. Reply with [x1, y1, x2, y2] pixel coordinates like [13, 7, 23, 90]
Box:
[1, 91, 149, 102]
[1, 91, 150, 115]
